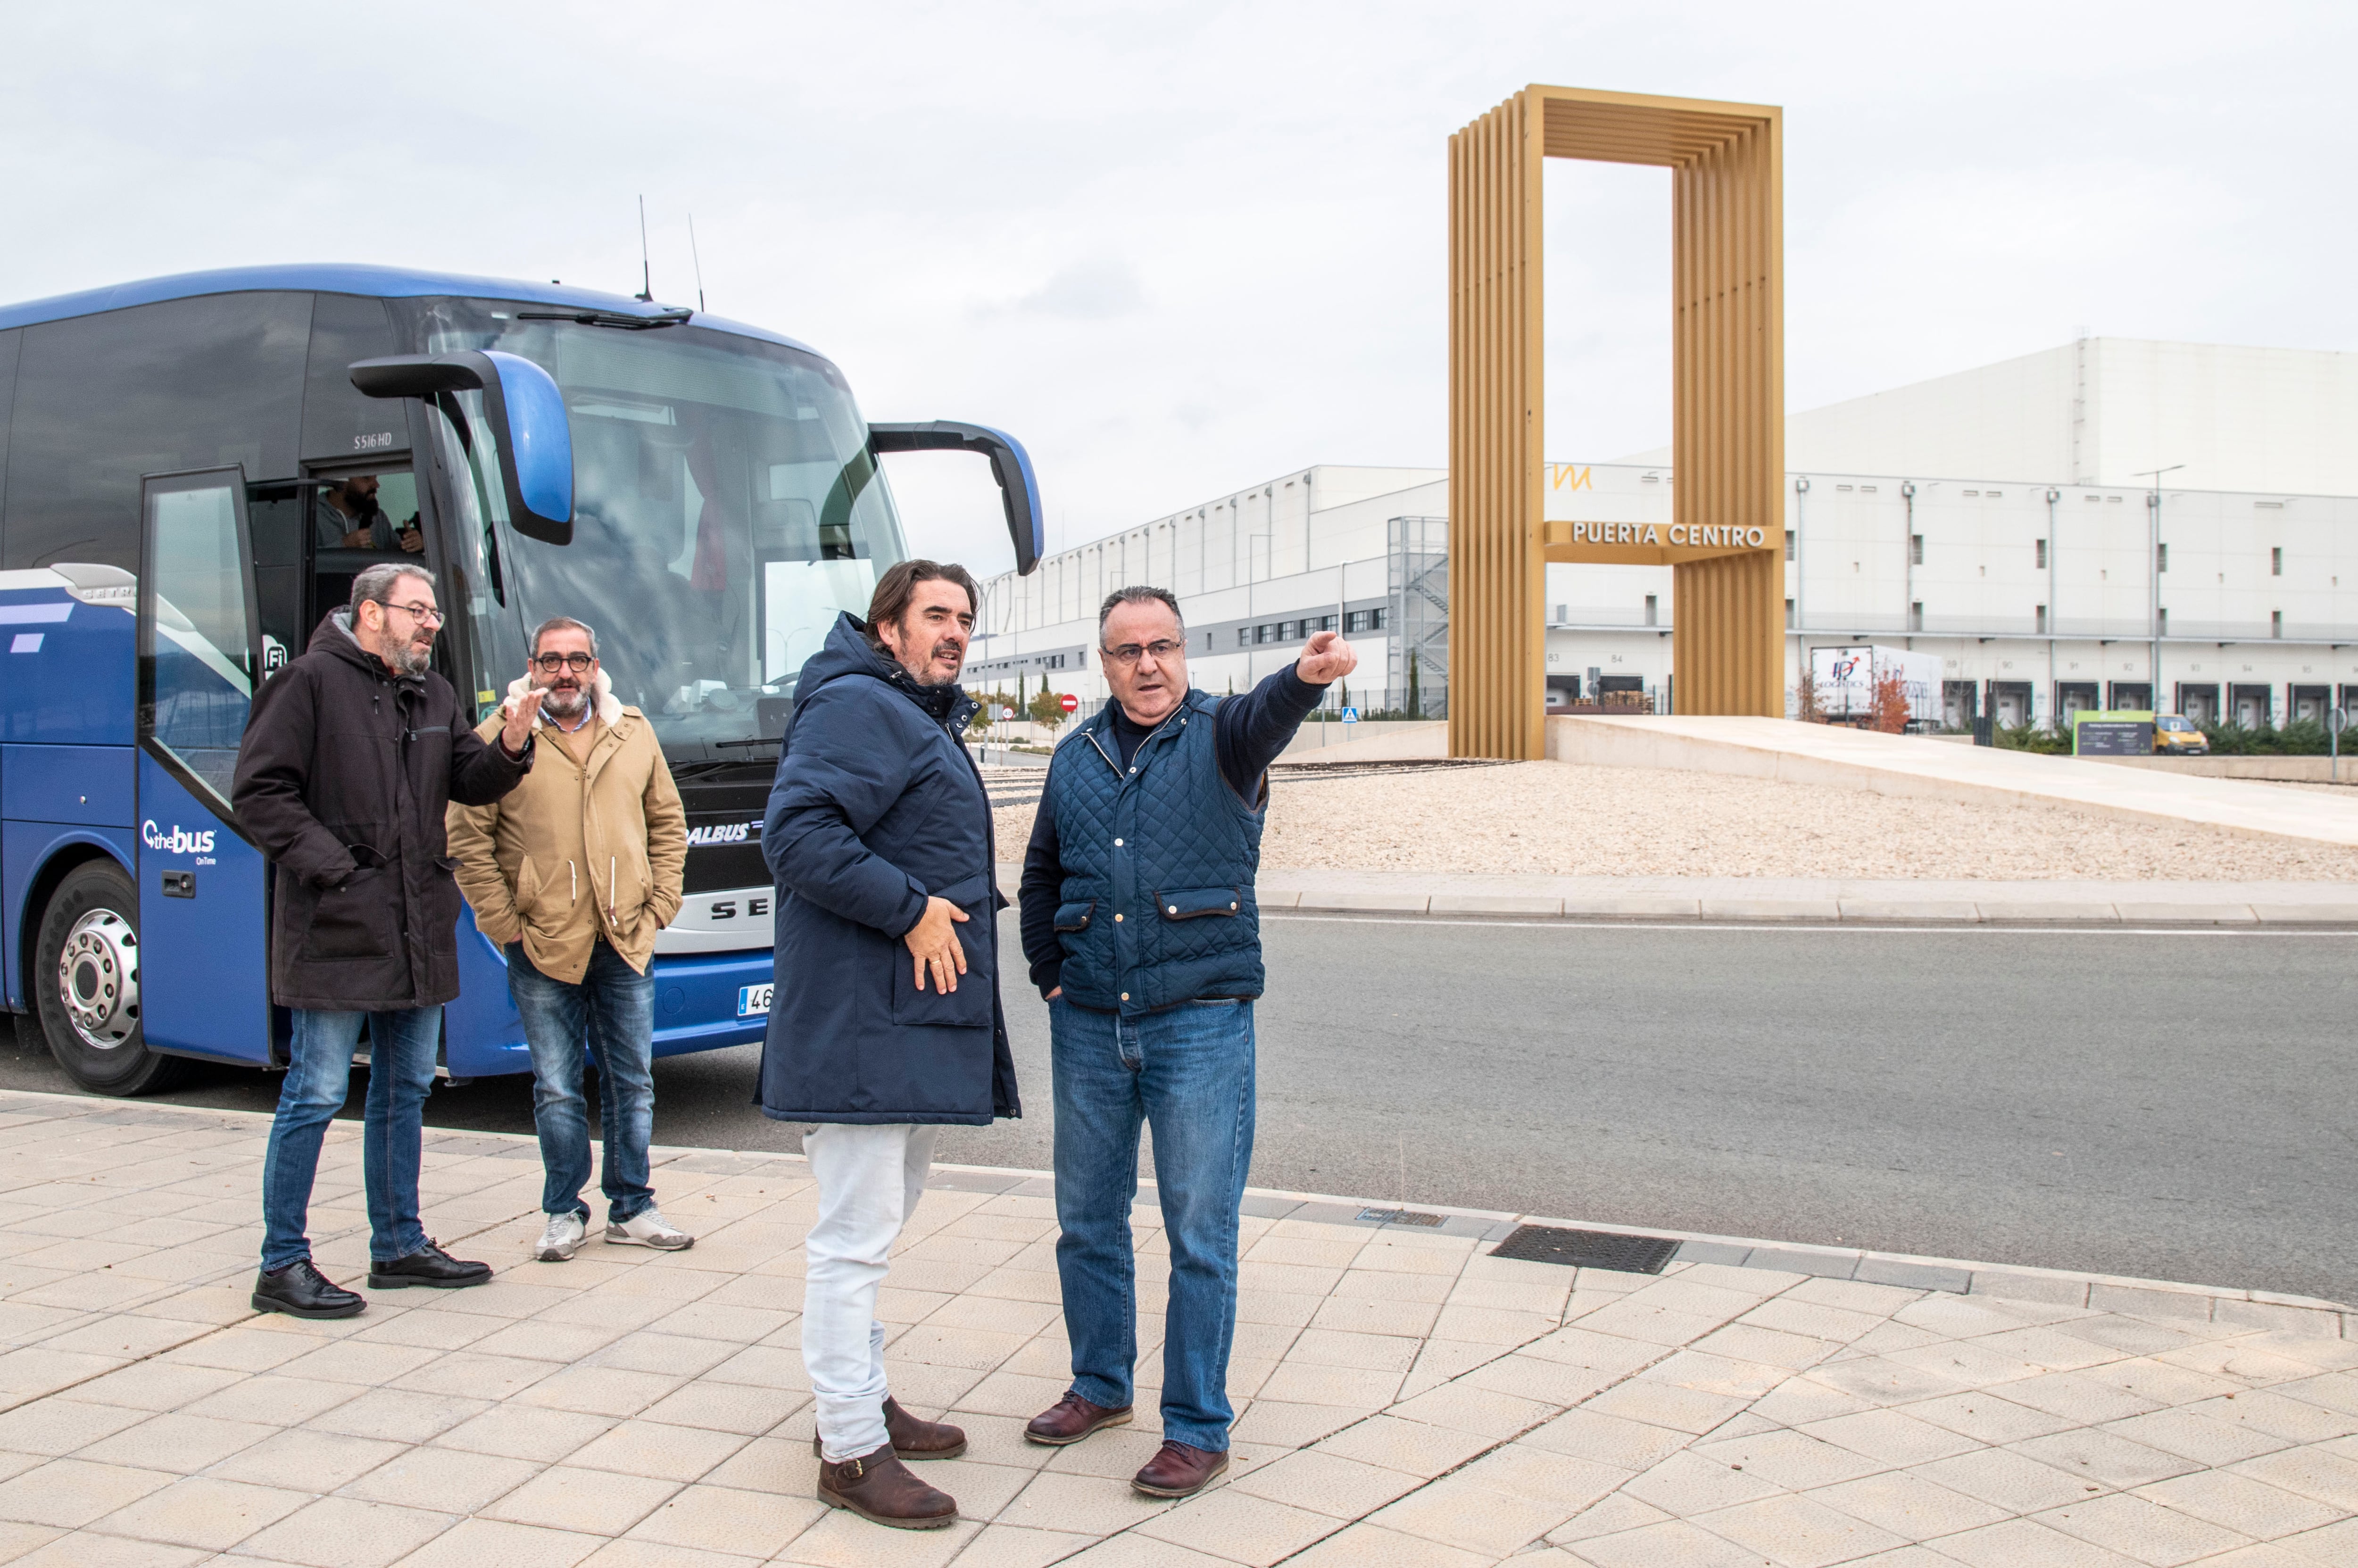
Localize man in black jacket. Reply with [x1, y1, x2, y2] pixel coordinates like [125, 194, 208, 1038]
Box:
[232, 564, 538, 1319]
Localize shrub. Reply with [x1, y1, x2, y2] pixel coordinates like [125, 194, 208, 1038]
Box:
[1027, 686, 1069, 732]
[1869, 671, 1910, 733]
[1996, 722, 2071, 755]
[2201, 721, 2330, 756]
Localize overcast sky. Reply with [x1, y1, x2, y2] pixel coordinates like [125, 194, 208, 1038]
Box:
[7, 1, 2354, 575]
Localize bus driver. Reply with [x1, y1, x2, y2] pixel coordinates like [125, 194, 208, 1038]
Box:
[317, 474, 423, 553]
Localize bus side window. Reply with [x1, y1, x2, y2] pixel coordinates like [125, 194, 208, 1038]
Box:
[0, 329, 19, 521]
[301, 294, 400, 464]
[3, 294, 308, 574]
[246, 481, 306, 676]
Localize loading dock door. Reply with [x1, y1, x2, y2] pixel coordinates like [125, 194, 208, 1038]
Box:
[2109, 682, 2151, 712]
[2055, 683, 2099, 726]
[1989, 681, 2032, 728]
[2292, 686, 2330, 724]
[2231, 684, 2273, 729]
[2177, 684, 2219, 725]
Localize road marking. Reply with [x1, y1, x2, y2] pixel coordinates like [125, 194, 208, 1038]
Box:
[1264, 914, 2358, 937]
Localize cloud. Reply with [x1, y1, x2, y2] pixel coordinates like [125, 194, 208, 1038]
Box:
[3, 0, 2355, 584]
[998, 258, 1148, 321]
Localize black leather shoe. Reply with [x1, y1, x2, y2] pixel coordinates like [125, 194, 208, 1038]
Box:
[367, 1240, 492, 1290]
[252, 1259, 365, 1319]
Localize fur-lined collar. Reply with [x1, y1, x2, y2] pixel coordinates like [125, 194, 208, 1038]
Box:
[503, 669, 625, 729]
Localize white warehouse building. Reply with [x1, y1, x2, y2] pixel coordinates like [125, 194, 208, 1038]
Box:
[969, 338, 2358, 731]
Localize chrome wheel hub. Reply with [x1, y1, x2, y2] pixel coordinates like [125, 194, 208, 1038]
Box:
[58, 908, 139, 1050]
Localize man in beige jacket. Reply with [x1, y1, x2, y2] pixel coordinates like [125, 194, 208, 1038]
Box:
[448, 617, 693, 1261]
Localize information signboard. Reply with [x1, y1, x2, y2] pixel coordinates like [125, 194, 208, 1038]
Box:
[2073, 710, 2155, 756]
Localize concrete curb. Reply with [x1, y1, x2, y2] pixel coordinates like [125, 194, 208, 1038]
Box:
[12, 1088, 2338, 1332]
[1265, 889, 2358, 925]
[995, 866, 2358, 924]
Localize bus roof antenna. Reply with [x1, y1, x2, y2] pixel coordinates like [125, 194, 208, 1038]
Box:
[688, 213, 707, 314]
[635, 195, 653, 302]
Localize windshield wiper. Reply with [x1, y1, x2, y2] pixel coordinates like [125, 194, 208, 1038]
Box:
[516, 307, 693, 331]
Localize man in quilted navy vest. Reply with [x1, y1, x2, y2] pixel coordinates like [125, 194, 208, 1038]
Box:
[1018, 585, 1354, 1498]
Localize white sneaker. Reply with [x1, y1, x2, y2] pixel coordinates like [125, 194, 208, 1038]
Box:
[605, 1208, 694, 1251]
[536, 1211, 587, 1262]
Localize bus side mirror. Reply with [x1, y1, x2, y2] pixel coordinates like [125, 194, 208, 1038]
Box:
[349, 351, 574, 545]
[869, 422, 1045, 574]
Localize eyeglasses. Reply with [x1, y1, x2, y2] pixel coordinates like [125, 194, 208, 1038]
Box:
[382, 600, 445, 627]
[532, 652, 596, 674]
[1100, 639, 1185, 667]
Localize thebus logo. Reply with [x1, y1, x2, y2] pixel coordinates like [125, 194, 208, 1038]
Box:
[685, 821, 760, 846]
[141, 820, 216, 855]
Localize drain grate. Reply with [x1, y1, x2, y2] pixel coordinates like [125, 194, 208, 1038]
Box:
[1490, 1225, 1680, 1274]
[1357, 1208, 1445, 1227]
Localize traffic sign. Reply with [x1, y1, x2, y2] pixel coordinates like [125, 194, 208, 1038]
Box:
[2331, 707, 2350, 734]
[1340, 706, 1359, 724]
[1001, 705, 1016, 720]
[1059, 693, 1079, 713]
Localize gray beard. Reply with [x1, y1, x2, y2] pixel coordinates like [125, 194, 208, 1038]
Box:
[541, 686, 588, 718]
[383, 638, 431, 678]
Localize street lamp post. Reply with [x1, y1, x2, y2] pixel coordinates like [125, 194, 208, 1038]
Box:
[2134, 465, 2184, 713]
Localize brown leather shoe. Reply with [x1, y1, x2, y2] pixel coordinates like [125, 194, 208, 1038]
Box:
[1132, 1439, 1229, 1498]
[816, 1443, 957, 1530]
[1025, 1391, 1134, 1446]
[810, 1397, 967, 1461]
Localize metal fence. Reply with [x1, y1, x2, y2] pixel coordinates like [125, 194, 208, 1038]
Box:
[967, 683, 1454, 742]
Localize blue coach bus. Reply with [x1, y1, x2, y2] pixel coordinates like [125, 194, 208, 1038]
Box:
[0, 265, 1041, 1094]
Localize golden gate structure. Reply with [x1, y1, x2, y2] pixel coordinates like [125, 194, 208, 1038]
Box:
[1449, 85, 1784, 758]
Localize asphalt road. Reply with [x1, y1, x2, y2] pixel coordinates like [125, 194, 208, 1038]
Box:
[8, 913, 2356, 1303]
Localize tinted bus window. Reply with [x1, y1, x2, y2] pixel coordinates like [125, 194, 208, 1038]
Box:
[4, 293, 309, 572]
[302, 293, 400, 463]
[0, 330, 19, 513]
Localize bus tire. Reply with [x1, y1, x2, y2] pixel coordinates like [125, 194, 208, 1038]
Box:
[33, 860, 185, 1096]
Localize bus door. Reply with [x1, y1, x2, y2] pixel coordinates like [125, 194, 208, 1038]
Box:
[136, 467, 274, 1066]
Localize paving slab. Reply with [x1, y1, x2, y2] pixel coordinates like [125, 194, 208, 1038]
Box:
[0, 1090, 2353, 1567]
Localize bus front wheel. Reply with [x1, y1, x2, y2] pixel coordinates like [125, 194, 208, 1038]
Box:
[34, 861, 185, 1096]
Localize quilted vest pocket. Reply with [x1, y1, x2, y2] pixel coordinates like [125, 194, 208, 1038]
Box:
[1154, 887, 1242, 921]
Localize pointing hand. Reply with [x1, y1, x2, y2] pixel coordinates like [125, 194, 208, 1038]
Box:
[1295, 630, 1358, 686]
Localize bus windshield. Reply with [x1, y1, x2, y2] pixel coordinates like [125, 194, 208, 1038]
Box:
[397, 299, 905, 759]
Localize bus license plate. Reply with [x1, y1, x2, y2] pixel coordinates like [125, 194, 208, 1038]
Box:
[737, 984, 773, 1019]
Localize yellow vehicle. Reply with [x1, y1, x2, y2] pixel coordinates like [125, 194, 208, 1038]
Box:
[2153, 713, 2209, 755]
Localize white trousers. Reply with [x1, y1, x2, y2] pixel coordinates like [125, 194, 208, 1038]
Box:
[802, 1121, 935, 1462]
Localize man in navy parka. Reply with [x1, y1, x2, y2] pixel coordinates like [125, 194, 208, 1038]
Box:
[760, 561, 1017, 1530]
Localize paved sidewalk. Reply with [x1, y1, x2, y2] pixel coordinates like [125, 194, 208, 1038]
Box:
[5, 1091, 2358, 1567]
[1551, 716, 2358, 849]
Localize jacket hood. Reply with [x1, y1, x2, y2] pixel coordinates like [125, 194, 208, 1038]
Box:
[311, 608, 417, 684]
[501, 667, 626, 729]
[797, 611, 979, 731]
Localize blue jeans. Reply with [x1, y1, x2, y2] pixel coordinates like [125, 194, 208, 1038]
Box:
[1051, 995, 1255, 1451]
[259, 1006, 441, 1271]
[506, 940, 657, 1224]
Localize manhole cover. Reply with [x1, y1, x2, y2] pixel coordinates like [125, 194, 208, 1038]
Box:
[1357, 1208, 1444, 1227]
[1490, 1226, 1680, 1274]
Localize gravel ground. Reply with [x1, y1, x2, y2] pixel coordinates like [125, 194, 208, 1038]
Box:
[992, 760, 2358, 880]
